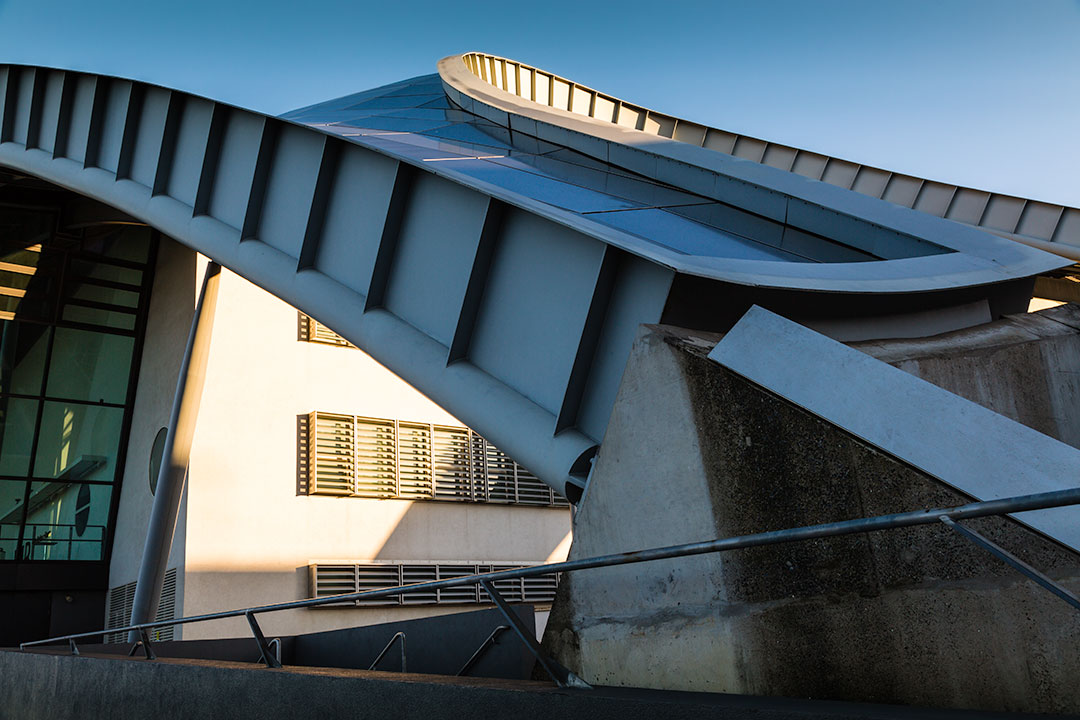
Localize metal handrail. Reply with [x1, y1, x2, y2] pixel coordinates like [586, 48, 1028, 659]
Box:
[368, 632, 406, 672]
[457, 625, 509, 677]
[19, 486, 1080, 686]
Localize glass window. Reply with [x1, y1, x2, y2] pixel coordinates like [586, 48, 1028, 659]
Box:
[32, 402, 123, 483]
[0, 321, 50, 395]
[45, 328, 134, 404]
[80, 226, 151, 264]
[68, 259, 142, 288]
[0, 480, 27, 561]
[0, 398, 38, 476]
[21, 482, 111, 561]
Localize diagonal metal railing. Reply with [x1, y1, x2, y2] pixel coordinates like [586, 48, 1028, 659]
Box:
[19, 486, 1080, 688]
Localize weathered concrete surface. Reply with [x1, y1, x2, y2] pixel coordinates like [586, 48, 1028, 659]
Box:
[543, 310, 1080, 714]
[0, 650, 1055, 720]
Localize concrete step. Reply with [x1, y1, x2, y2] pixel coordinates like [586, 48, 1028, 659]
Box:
[2, 649, 1067, 720]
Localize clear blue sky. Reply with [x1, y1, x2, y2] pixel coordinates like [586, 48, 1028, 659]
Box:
[0, 0, 1076, 206]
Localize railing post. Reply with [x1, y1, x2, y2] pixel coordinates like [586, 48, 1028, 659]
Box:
[479, 579, 591, 689]
[940, 516, 1080, 612]
[245, 612, 282, 668]
[456, 625, 509, 676]
[136, 629, 157, 660]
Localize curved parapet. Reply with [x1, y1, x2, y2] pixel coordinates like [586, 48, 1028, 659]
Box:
[442, 52, 1080, 261]
[0, 60, 1069, 497]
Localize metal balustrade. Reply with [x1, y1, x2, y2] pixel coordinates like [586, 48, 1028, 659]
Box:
[20, 486, 1080, 689]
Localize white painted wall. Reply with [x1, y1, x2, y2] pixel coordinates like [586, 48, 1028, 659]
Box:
[113, 242, 571, 640]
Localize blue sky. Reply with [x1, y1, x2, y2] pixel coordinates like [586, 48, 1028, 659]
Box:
[0, 0, 1076, 205]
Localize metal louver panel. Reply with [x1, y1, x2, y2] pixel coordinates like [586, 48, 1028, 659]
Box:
[306, 412, 570, 507]
[400, 565, 438, 604]
[311, 563, 560, 607]
[354, 417, 397, 497]
[104, 568, 176, 643]
[433, 425, 474, 500]
[355, 564, 403, 606]
[437, 565, 481, 604]
[482, 442, 517, 503]
[298, 312, 354, 347]
[397, 422, 434, 500]
[308, 412, 354, 495]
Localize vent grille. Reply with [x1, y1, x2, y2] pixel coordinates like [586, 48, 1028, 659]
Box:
[104, 568, 176, 643]
[311, 562, 560, 608]
[298, 312, 355, 347]
[306, 412, 569, 508]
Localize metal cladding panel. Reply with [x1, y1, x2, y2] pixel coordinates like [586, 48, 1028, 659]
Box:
[259, 124, 324, 258]
[129, 88, 171, 188]
[167, 97, 215, 208]
[790, 150, 828, 180]
[851, 166, 890, 198]
[314, 146, 399, 290]
[38, 71, 65, 154]
[384, 172, 488, 347]
[913, 180, 954, 217]
[1055, 209, 1080, 247]
[470, 208, 606, 417]
[575, 253, 673, 443]
[64, 75, 97, 164]
[946, 188, 991, 225]
[96, 79, 132, 173]
[209, 108, 264, 230]
[12, 67, 33, 145]
[1017, 201, 1063, 241]
[881, 174, 922, 208]
[981, 195, 1026, 234]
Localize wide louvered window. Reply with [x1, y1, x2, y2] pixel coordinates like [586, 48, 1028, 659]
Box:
[310, 562, 560, 608]
[104, 568, 176, 643]
[305, 412, 570, 507]
[297, 312, 354, 347]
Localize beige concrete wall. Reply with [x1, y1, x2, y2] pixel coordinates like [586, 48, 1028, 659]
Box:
[110, 239, 198, 613]
[178, 267, 571, 640]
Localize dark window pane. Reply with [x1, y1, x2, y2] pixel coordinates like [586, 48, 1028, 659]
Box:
[45, 328, 134, 403]
[0, 479, 27, 561]
[22, 482, 111, 561]
[61, 304, 136, 331]
[33, 402, 123, 483]
[69, 259, 142, 288]
[0, 398, 38, 475]
[0, 321, 50, 395]
[81, 226, 151, 264]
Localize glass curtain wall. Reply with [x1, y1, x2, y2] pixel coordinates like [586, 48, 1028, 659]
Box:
[0, 203, 154, 562]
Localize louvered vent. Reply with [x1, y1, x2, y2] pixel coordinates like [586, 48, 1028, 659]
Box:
[310, 563, 560, 607]
[298, 312, 354, 347]
[306, 411, 570, 507]
[104, 568, 177, 643]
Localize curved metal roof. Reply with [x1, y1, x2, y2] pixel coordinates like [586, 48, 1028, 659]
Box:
[0, 57, 1070, 496]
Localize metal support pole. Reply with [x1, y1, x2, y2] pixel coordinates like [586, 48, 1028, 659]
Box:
[479, 580, 591, 689]
[128, 262, 221, 640]
[68, 639, 79, 656]
[136, 629, 157, 660]
[940, 517, 1080, 612]
[246, 612, 282, 668]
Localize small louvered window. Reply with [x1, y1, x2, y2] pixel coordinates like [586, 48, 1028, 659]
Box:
[310, 562, 560, 608]
[306, 412, 570, 507]
[297, 312, 354, 347]
[104, 568, 177, 643]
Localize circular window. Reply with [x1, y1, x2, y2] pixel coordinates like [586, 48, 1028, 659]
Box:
[149, 427, 168, 495]
[74, 484, 91, 537]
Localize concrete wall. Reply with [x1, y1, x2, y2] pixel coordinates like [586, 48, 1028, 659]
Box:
[542, 318, 1080, 714]
[110, 239, 198, 613]
[111, 248, 571, 640]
